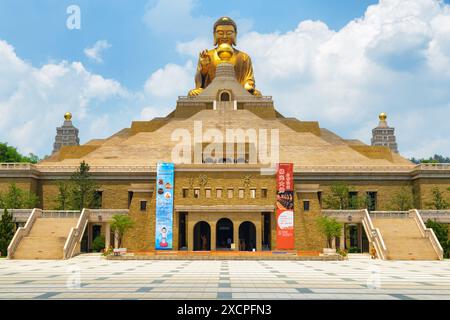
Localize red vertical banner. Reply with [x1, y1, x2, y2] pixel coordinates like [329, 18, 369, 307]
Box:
[276, 163, 294, 250]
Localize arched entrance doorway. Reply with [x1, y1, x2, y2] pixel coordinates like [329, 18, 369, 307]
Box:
[194, 221, 211, 251]
[239, 221, 257, 251]
[216, 218, 233, 250]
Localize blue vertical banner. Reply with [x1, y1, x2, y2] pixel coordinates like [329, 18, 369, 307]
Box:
[155, 162, 174, 250]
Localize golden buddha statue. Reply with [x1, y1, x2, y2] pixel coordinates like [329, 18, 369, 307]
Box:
[188, 16, 261, 97]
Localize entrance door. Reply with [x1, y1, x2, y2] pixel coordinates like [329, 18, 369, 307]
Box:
[216, 218, 233, 250]
[178, 213, 187, 250]
[263, 213, 271, 250]
[239, 221, 257, 251]
[194, 221, 211, 251]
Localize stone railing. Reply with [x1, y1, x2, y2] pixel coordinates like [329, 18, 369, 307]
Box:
[418, 210, 450, 223]
[41, 210, 81, 219]
[8, 209, 33, 223]
[416, 163, 450, 170]
[369, 211, 409, 219]
[88, 209, 129, 222]
[0, 163, 34, 170]
[7, 208, 42, 258]
[63, 209, 90, 260]
[295, 165, 414, 173]
[36, 165, 156, 173]
[322, 210, 365, 222]
[410, 209, 443, 260]
[362, 209, 387, 260]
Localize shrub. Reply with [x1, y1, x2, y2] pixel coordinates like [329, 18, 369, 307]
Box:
[92, 235, 105, 252]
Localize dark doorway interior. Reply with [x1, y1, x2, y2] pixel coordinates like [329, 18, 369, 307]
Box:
[216, 218, 233, 250]
[263, 213, 271, 250]
[80, 226, 88, 253]
[179, 213, 187, 250]
[239, 221, 257, 251]
[194, 221, 211, 251]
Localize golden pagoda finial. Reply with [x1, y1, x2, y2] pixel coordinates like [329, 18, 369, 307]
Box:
[64, 112, 72, 121]
[379, 112, 387, 121]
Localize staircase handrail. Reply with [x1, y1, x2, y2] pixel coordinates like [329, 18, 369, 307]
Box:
[410, 209, 443, 260]
[362, 209, 387, 260]
[63, 209, 89, 260]
[7, 208, 42, 258]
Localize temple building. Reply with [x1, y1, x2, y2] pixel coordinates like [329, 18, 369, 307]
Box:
[1, 17, 449, 260]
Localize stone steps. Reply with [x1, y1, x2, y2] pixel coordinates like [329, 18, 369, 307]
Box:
[12, 217, 78, 260]
[372, 217, 439, 260]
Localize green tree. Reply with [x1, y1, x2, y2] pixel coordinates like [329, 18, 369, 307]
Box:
[323, 182, 368, 210]
[110, 215, 134, 248]
[389, 187, 414, 211]
[0, 209, 16, 257]
[70, 161, 100, 210]
[55, 181, 72, 210]
[426, 187, 449, 210]
[0, 183, 39, 209]
[0, 142, 40, 163]
[316, 216, 342, 248]
[425, 219, 450, 258]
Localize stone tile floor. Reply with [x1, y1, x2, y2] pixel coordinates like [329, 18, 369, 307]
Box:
[0, 254, 449, 300]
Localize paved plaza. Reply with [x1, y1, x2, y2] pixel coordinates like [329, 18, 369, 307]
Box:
[0, 254, 449, 300]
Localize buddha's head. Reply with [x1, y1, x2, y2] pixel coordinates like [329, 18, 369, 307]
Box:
[214, 16, 237, 47]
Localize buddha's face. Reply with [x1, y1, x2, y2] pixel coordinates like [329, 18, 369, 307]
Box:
[214, 25, 236, 46]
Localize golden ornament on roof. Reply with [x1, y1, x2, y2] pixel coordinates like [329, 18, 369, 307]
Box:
[64, 112, 72, 121]
[379, 112, 387, 121]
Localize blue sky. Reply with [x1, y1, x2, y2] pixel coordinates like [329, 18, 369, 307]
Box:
[0, 0, 380, 89]
[0, 0, 449, 158]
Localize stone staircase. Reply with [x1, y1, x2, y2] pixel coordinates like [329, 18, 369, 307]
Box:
[371, 216, 439, 260]
[13, 217, 78, 260]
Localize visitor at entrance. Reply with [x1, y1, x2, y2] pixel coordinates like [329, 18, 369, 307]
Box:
[201, 234, 208, 251]
[227, 237, 232, 249]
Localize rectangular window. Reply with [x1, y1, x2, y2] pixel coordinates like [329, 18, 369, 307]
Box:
[93, 191, 103, 209]
[216, 188, 222, 198]
[250, 189, 256, 199]
[367, 192, 377, 211]
[182, 189, 189, 198]
[303, 200, 310, 211]
[239, 189, 245, 199]
[261, 188, 268, 198]
[194, 189, 200, 199]
[205, 188, 211, 198]
[348, 191, 358, 209]
[140, 200, 147, 211]
[227, 188, 234, 199]
[128, 191, 134, 209]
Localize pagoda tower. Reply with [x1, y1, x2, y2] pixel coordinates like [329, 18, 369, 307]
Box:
[52, 112, 80, 154]
[371, 112, 398, 153]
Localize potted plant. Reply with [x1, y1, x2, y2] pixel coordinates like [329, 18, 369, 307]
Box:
[316, 216, 343, 255]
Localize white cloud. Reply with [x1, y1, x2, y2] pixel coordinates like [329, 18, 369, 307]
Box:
[144, 61, 194, 98]
[84, 40, 111, 63]
[0, 39, 127, 156]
